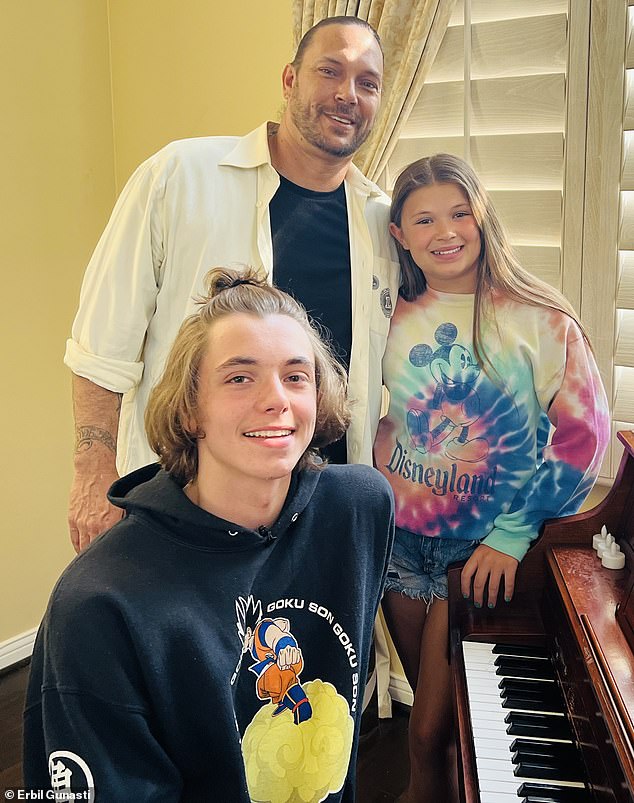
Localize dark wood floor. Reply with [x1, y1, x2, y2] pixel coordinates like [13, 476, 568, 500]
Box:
[0, 661, 28, 792]
[0, 661, 410, 800]
[357, 698, 410, 801]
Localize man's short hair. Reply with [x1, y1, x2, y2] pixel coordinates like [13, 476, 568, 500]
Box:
[291, 16, 383, 70]
[145, 267, 351, 483]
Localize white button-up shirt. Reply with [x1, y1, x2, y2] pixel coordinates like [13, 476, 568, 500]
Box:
[65, 123, 401, 474]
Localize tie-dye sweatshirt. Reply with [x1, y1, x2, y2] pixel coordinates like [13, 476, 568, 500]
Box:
[373, 288, 610, 561]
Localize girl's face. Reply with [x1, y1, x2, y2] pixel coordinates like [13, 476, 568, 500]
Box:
[389, 182, 481, 294]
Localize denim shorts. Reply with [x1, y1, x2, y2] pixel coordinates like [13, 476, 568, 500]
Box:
[384, 527, 481, 603]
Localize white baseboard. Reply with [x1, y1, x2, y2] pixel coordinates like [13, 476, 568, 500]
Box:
[0, 628, 37, 671]
[388, 672, 413, 708]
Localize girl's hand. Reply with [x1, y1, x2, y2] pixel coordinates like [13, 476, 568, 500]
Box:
[460, 544, 519, 609]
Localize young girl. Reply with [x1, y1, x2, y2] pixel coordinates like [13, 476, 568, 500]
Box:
[373, 154, 610, 803]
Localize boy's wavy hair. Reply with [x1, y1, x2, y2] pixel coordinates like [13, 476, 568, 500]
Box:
[145, 267, 350, 484]
[389, 153, 591, 373]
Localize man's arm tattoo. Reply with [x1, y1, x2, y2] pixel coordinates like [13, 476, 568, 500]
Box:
[75, 426, 117, 455]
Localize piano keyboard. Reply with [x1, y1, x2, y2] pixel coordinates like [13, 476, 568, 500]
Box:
[462, 641, 591, 803]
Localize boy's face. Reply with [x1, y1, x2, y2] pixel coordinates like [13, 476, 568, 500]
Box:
[193, 313, 317, 488]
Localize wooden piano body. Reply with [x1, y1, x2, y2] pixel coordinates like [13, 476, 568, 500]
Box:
[448, 430, 634, 803]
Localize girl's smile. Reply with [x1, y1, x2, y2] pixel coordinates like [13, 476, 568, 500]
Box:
[389, 182, 481, 294]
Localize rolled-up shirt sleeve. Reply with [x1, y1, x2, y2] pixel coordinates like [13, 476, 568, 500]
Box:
[64, 155, 167, 393]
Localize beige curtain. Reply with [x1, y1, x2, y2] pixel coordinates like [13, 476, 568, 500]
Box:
[292, 0, 458, 182]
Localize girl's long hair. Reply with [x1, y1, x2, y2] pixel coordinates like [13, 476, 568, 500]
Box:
[389, 153, 590, 373]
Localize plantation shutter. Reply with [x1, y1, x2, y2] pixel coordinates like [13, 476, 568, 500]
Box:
[609, 2, 634, 474]
[383, 0, 570, 288]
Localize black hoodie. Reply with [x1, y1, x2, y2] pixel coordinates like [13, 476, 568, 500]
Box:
[24, 462, 394, 802]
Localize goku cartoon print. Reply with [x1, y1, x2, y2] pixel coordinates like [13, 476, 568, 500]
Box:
[232, 595, 357, 803]
[233, 596, 312, 724]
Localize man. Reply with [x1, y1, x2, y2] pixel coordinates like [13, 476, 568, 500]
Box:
[25, 269, 395, 802]
[66, 16, 400, 551]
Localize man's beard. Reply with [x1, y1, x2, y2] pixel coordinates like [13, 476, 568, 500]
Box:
[289, 96, 372, 158]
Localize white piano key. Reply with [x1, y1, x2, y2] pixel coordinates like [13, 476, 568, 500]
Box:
[474, 734, 514, 748]
[462, 642, 549, 659]
[468, 677, 556, 691]
[468, 679, 503, 697]
[463, 679, 505, 694]
[469, 697, 512, 710]
[479, 769, 585, 790]
[463, 653, 550, 667]
[475, 742, 513, 759]
[477, 757, 524, 772]
[470, 694, 504, 708]
[473, 724, 571, 744]
[478, 757, 586, 786]
[469, 698, 565, 718]
[468, 706, 513, 722]
[468, 687, 551, 702]
[479, 793, 519, 803]
[465, 667, 553, 683]
[462, 642, 495, 652]
[472, 721, 514, 739]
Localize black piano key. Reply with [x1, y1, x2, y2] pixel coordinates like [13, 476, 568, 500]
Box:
[502, 690, 559, 706]
[511, 739, 582, 767]
[522, 798, 590, 803]
[492, 643, 550, 659]
[503, 692, 564, 710]
[497, 664, 556, 680]
[499, 678, 558, 695]
[500, 682, 563, 709]
[505, 711, 573, 740]
[501, 685, 560, 701]
[522, 798, 588, 803]
[511, 738, 572, 753]
[521, 798, 585, 803]
[515, 759, 584, 783]
[495, 655, 556, 679]
[503, 694, 564, 712]
[522, 799, 560, 803]
[518, 782, 592, 802]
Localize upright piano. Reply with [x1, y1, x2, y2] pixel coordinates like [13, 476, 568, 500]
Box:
[448, 431, 634, 803]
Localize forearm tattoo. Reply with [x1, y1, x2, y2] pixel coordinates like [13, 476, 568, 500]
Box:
[75, 426, 117, 454]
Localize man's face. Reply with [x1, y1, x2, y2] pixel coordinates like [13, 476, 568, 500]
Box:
[283, 24, 383, 159]
[194, 313, 317, 489]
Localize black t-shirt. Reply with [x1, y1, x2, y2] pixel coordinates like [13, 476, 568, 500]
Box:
[270, 175, 351, 465]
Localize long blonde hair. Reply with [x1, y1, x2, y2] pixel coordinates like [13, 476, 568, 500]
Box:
[389, 153, 590, 372]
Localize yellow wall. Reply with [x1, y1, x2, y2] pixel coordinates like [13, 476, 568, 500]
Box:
[1, 2, 116, 644]
[0, 1, 293, 646]
[109, 0, 294, 189]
